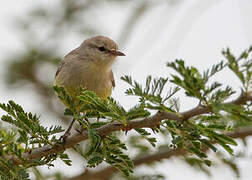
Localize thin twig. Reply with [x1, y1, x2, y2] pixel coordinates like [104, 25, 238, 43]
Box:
[3, 93, 252, 165]
[63, 127, 252, 180]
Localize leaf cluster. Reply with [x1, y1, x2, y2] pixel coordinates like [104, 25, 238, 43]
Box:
[78, 90, 150, 125]
[0, 101, 63, 148]
[0, 46, 251, 179]
[0, 101, 64, 179]
[121, 75, 180, 112]
[83, 128, 133, 177]
[121, 47, 252, 171]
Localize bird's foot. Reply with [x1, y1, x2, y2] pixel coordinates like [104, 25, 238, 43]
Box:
[75, 126, 87, 134]
[85, 118, 90, 124]
[122, 123, 132, 135]
[60, 118, 76, 143]
[75, 117, 89, 134]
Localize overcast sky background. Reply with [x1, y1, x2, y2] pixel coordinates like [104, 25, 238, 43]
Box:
[0, 0, 252, 179]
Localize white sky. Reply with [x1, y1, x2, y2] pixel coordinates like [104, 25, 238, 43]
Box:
[0, 0, 252, 179]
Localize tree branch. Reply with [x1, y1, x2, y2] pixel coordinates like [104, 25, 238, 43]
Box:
[5, 93, 252, 165]
[64, 127, 252, 180]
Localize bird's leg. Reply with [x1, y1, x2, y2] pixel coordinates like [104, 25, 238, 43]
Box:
[121, 120, 132, 135]
[75, 117, 90, 134]
[60, 118, 76, 142]
[85, 118, 90, 124]
[75, 120, 82, 134]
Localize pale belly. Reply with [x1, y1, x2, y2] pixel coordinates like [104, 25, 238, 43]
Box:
[54, 66, 112, 100]
[79, 74, 112, 99]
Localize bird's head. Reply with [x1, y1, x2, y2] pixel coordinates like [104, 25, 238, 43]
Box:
[80, 35, 125, 70]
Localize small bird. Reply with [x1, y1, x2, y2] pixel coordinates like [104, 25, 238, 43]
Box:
[54, 35, 125, 138]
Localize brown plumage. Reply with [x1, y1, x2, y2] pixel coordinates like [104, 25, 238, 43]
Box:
[54, 36, 124, 103]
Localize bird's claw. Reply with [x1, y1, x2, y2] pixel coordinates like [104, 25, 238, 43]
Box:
[60, 118, 76, 143]
[122, 124, 132, 135]
[60, 131, 70, 143]
[75, 126, 87, 134]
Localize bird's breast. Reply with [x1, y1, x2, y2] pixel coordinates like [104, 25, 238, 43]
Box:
[54, 60, 113, 99]
[80, 70, 113, 99]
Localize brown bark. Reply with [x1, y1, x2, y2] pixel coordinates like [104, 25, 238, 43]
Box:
[3, 93, 252, 173]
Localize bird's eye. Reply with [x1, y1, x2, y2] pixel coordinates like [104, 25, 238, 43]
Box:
[98, 46, 105, 52]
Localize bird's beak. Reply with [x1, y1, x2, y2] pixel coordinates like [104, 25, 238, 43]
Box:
[109, 50, 125, 56]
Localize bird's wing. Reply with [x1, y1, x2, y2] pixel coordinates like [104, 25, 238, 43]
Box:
[55, 61, 65, 77]
[55, 47, 81, 77]
[110, 70, 115, 88]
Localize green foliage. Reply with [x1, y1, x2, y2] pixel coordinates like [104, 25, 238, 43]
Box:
[78, 90, 150, 125]
[221, 158, 240, 178]
[3, 0, 251, 178]
[0, 159, 30, 180]
[0, 101, 63, 147]
[134, 128, 157, 147]
[53, 87, 139, 176]
[167, 60, 205, 100]
[121, 75, 180, 112]
[53, 86, 77, 115]
[223, 47, 252, 91]
[128, 174, 165, 180]
[121, 46, 252, 174]
[164, 118, 237, 164]
[84, 129, 133, 177]
[0, 127, 29, 180]
[0, 46, 251, 179]
[184, 157, 211, 176]
[59, 153, 72, 166]
[0, 101, 64, 179]
[167, 46, 252, 106]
